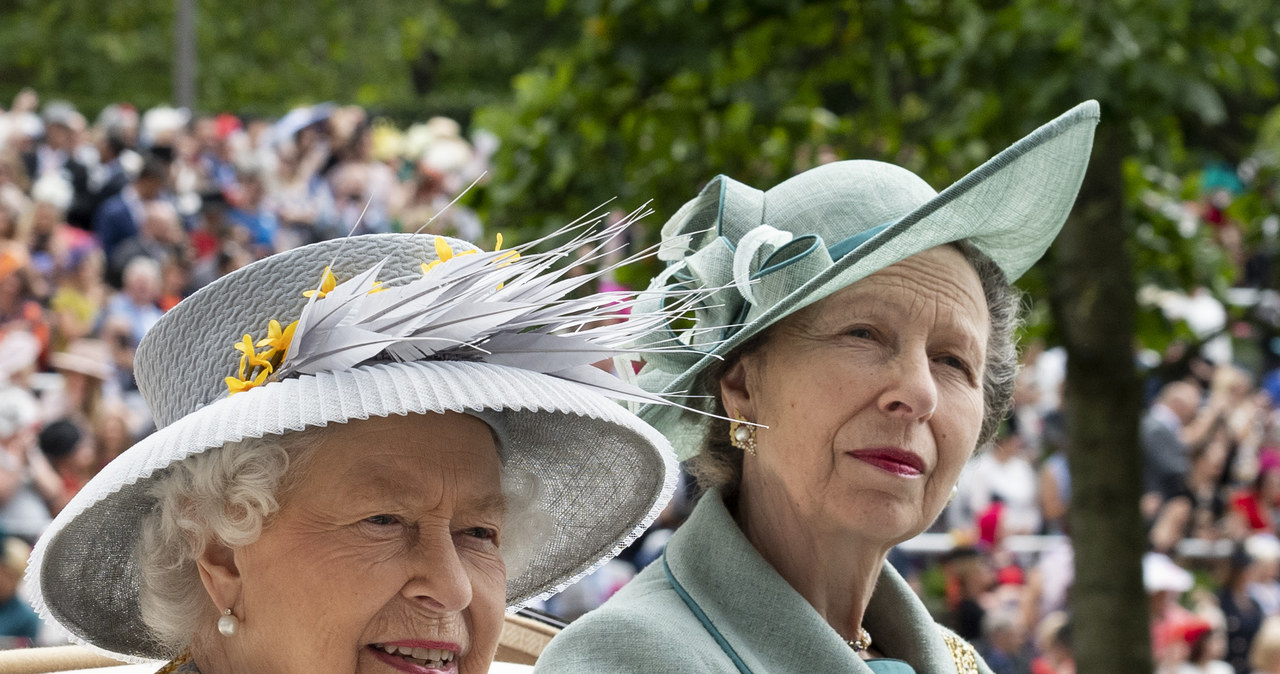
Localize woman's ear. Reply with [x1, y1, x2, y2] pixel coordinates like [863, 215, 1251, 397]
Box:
[195, 539, 241, 613]
[720, 356, 755, 421]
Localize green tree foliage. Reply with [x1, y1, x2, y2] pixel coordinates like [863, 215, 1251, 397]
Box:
[0, 0, 574, 121]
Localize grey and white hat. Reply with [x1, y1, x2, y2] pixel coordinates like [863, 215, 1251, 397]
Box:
[29, 221, 683, 661]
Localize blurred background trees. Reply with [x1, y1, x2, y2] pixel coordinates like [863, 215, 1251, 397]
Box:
[6, 1, 1280, 668]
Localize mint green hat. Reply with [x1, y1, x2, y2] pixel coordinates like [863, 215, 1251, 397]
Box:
[636, 101, 1100, 460]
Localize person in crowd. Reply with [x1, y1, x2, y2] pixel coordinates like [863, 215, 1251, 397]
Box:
[1246, 535, 1280, 616]
[225, 165, 279, 256]
[108, 199, 186, 285]
[87, 126, 134, 217]
[22, 102, 94, 232]
[1149, 551, 1200, 668]
[1030, 612, 1074, 674]
[1161, 614, 1233, 674]
[101, 256, 164, 399]
[978, 608, 1033, 674]
[1144, 381, 1205, 502]
[0, 243, 51, 352]
[1250, 616, 1280, 674]
[1187, 436, 1231, 539]
[28, 223, 687, 672]
[34, 418, 91, 511]
[1219, 546, 1265, 674]
[0, 387, 61, 544]
[92, 154, 168, 270]
[944, 548, 995, 643]
[0, 536, 39, 646]
[1037, 411, 1071, 534]
[266, 135, 336, 249]
[20, 174, 94, 296]
[89, 399, 134, 473]
[47, 247, 106, 353]
[962, 420, 1041, 539]
[328, 118, 397, 235]
[536, 101, 1099, 672]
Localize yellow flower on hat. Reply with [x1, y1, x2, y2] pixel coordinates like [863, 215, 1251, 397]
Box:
[421, 236, 480, 274]
[421, 234, 511, 275]
[494, 232, 520, 266]
[233, 334, 273, 378]
[255, 319, 298, 361]
[227, 332, 278, 395]
[224, 367, 270, 395]
[302, 266, 337, 299]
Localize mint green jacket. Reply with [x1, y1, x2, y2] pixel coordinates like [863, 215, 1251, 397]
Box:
[534, 490, 991, 673]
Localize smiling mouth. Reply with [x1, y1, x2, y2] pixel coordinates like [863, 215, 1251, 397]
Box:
[846, 448, 925, 477]
[370, 643, 457, 671]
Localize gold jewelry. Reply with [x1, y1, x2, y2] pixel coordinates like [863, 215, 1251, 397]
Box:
[943, 633, 980, 673]
[846, 627, 872, 653]
[729, 414, 756, 456]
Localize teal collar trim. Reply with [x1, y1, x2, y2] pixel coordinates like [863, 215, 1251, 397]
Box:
[663, 553, 753, 674]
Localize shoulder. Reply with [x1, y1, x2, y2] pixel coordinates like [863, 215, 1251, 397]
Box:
[534, 564, 709, 673]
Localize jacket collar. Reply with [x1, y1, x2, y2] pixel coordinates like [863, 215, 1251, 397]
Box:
[663, 489, 960, 672]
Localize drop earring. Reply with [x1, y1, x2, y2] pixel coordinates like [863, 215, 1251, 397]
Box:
[217, 608, 239, 637]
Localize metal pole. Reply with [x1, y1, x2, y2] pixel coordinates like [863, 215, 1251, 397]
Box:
[174, 0, 196, 110]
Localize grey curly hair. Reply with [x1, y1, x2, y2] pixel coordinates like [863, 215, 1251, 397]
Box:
[687, 241, 1023, 499]
[136, 420, 550, 656]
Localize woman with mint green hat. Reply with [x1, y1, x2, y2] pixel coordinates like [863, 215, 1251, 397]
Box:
[535, 101, 1100, 673]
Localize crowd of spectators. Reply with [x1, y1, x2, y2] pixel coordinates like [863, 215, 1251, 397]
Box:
[3, 87, 1280, 674]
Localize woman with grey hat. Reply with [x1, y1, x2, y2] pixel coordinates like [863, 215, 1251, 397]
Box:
[535, 101, 1100, 673]
[26, 217, 690, 673]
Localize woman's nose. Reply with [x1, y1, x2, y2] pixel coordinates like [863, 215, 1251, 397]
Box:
[877, 350, 938, 421]
[401, 534, 473, 613]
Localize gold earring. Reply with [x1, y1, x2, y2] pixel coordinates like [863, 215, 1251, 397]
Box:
[730, 414, 757, 456]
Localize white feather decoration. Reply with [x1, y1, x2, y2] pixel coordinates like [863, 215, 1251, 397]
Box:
[244, 207, 719, 410]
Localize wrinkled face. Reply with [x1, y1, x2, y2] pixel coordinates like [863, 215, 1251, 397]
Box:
[728, 246, 989, 545]
[228, 413, 506, 674]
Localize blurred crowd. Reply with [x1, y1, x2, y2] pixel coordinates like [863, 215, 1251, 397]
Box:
[0, 89, 495, 646]
[3, 87, 1280, 674]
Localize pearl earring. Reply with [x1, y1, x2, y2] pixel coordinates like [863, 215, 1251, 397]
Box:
[217, 608, 239, 637]
[729, 413, 757, 456]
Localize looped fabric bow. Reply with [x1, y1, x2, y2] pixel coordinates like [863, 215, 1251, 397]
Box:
[634, 173, 892, 381]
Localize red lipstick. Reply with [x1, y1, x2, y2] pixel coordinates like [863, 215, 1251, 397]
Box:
[846, 447, 925, 477]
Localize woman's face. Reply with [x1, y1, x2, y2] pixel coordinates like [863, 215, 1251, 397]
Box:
[726, 246, 989, 546]
[221, 412, 506, 674]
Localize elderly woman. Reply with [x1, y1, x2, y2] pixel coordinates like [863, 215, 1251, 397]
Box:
[28, 222, 684, 673]
[536, 101, 1100, 673]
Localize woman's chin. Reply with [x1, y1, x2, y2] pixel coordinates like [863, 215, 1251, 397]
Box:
[830, 494, 931, 546]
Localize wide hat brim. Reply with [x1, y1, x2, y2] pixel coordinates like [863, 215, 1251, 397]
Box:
[27, 234, 678, 662]
[639, 101, 1100, 458]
